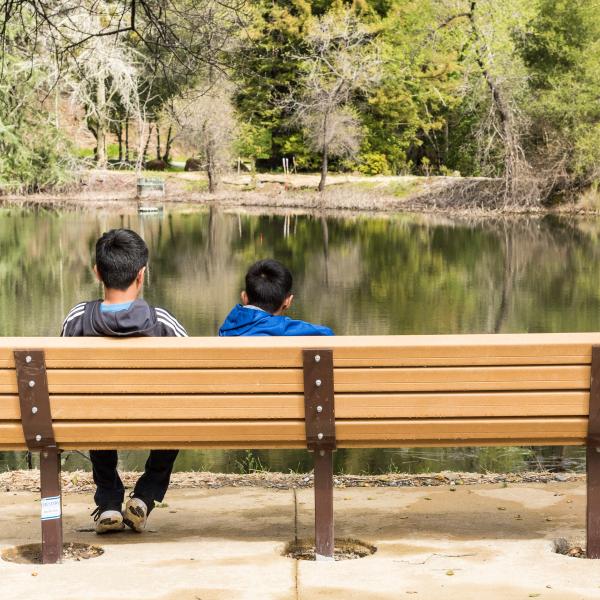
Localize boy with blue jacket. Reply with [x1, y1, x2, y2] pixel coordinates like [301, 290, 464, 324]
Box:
[219, 259, 333, 336]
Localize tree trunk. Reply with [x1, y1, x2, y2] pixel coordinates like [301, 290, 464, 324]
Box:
[207, 145, 219, 193]
[318, 114, 329, 192]
[468, 1, 519, 202]
[318, 145, 328, 192]
[87, 121, 98, 145]
[205, 58, 219, 193]
[321, 217, 329, 286]
[443, 120, 449, 166]
[142, 123, 154, 163]
[156, 124, 161, 160]
[125, 118, 130, 163]
[117, 123, 123, 162]
[162, 125, 174, 164]
[493, 226, 515, 333]
[94, 74, 107, 168]
[205, 121, 220, 193]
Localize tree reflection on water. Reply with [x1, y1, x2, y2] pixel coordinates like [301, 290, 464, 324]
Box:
[0, 209, 595, 474]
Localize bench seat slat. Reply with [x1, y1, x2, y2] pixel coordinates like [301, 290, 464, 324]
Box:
[0, 418, 587, 449]
[1, 334, 600, 368]
[0, 440, 584, 449]
[0, 366, 590, 394]
[0, 391, 590, 419]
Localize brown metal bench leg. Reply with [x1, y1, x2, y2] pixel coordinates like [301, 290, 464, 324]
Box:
[303, 349, 336, 561]
[14, 350, 63, 564]
[314, 449, 334, 560]
[40, 447, 63, 564]
[587, 346, 600, 558]
[587, 447, 600, 558]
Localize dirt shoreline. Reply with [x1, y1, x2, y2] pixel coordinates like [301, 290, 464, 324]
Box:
[0, 169, 589, 215]
[0, 469, 583, 494]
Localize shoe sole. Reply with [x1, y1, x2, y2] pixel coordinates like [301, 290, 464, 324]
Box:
[123, 504, 147, 532]
[96, 516, 125, 534]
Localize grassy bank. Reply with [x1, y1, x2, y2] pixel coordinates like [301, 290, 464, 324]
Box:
[0, 169, 595, 215]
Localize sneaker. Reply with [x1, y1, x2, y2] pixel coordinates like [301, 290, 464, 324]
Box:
[123, 497, 148, 532]
[91, 506, 125, 534]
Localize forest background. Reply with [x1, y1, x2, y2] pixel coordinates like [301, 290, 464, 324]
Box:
[1, 0, 599, 208]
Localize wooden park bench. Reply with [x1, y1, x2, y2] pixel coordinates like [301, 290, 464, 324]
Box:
[1, 333, 600, 564]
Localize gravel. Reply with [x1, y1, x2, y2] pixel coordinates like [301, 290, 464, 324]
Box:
[0, 469, 585, 494]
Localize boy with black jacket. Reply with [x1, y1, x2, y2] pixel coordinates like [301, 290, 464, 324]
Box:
[61, 228, 187, 533]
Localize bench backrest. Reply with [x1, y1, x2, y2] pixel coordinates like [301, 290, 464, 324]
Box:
[0, 333, 598, 450]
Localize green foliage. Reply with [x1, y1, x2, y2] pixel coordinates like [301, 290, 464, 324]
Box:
[0, 41, 75, 192]
[233, 1, 312, 166]
[360, 1, 463, 174]
[233, 121, 272, 161]
[0, 121, 73, 193]
[517, 0, 600, 182]
[235, 450, 268, 474]
[2, 0, 600, 197]
[356, 152, 391, 175]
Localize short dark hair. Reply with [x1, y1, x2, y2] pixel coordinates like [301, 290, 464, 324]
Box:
[245, 259, 293, 314]
[95, 229, 149, 290]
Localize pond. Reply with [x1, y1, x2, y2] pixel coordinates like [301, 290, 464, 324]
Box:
[1, 207, 597, 474]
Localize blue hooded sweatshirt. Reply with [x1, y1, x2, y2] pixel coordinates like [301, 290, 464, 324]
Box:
[218, 304, 334, 337]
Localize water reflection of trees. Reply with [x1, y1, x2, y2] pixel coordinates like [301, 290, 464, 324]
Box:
[481, 216, 591, 334]
[1, 210, 599, 474]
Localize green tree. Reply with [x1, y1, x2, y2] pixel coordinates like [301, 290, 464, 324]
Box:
[0, 25, 74, 192]
[290, 6, 381, 190]
[518, 0, 600, 198]
[233, 1, 313, 169]
[361, 0, 464, 175]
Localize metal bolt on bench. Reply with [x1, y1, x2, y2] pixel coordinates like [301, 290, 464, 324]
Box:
[13, 350, 62, 564]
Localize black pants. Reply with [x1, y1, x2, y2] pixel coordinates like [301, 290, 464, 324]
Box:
[90, 450, 179, 512]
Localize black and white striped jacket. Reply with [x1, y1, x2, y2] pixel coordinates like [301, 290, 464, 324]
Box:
[61, 299, 187, 338]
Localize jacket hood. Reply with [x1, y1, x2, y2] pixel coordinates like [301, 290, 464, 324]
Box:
[85, 299, 159, 337]
[218, 304, 334, 337]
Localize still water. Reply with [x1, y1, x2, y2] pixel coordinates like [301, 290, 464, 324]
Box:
[1, 207, 597, 474]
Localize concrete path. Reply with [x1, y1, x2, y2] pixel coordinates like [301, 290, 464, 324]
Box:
[0, 482, 598, 599]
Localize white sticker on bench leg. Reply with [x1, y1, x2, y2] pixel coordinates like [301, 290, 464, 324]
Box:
[41, 496, 61, 521]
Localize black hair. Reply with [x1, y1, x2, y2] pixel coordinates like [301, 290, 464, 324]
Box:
[245, 259, 293, 314]
[95, 229, 149, 290]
